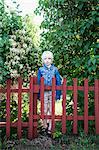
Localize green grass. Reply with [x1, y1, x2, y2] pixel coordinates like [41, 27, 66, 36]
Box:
[0, 133, 99, 150]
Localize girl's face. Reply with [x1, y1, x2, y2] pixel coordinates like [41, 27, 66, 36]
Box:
[43, 54, 52, 66]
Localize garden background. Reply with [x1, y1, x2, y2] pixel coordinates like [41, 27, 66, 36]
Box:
[0, 0, 99, 149]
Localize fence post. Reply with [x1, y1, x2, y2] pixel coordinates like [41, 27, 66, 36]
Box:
[62, 78, 66, 134]
[52, 77, 56, 133]
[84, 79, 88, 134]
[28, 77, 34, 139]
[6, 79, 11, 139]
[33, 77, 38, 138]
[94, 79, 99, 134]
[17, 77, 22, 139]
[73, 78, 78, 134]
[40, 77, 44, 123]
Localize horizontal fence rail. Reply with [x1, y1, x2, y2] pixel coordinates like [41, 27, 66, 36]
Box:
[0, 77, 99, 139]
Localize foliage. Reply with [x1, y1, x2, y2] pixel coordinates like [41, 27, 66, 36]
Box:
[0, 0, 40, 85]
[0, 0, 40, 139]
[34, 0, 99, 128]
[0, 132, 99, 150]
[0, 0, 13, 84]
[35, 0, 99, 83]
[0, 93, 29, 123]
[25, 15, 40, 48]
[5, 26, 38, 80]
[0, 0, 99, 140]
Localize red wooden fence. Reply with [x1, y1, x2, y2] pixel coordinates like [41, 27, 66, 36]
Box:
[0, 77, 99, 139]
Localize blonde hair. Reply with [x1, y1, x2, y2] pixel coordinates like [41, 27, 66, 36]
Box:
[41, 51, 54, 63]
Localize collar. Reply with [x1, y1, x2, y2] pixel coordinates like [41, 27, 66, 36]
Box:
[43, 64, 54, 70]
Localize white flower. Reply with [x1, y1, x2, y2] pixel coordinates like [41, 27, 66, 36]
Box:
[10, 35, 16, 40]
[14, 55, 20, 61]
[12, 61, 16, 65]
[12, 41, 17, 47]
[9, 38, 14, 43]
[19, 64, 23, 69]
[23, 43, 27, 48]
[10, 70, 19, 77]
[21, 30, 26, 35]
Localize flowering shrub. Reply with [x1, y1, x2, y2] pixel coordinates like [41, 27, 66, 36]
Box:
[0, 0, 40, 85]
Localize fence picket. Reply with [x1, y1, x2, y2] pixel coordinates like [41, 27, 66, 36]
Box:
[28, 77, 34, 139]
[94, 80, 99, 134]
[84, 79, 88, 133]
[6, 79, 11, 139]
[62, 78, 66, 133]
[73, 78, 78, 134]
[17, 77, 22, 139]
[52, 77, 56, 132]
[33, 77, 38, 138]
[40, 77, 44, 120]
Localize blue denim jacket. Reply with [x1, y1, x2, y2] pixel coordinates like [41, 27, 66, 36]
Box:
[37, 64, 61, 100]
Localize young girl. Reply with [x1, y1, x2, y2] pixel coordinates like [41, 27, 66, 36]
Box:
[37, 51, 61, 135]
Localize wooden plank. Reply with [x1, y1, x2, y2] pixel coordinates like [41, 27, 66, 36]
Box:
[62, 78, 66, 134]
[28, 77, 33, 139]
[6, 79, 11, 139]
[52, 77, 56, 133]
[33, 77, 38, 138]
[40, 77, 44, 120]
[0, 115, 95, 127]
[0, 85, 94, 93]
[84, 79, 88, 133]
[17, 77, 22, 139]
[73, 78, 78, 134]
[94, 80, 99, 134]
